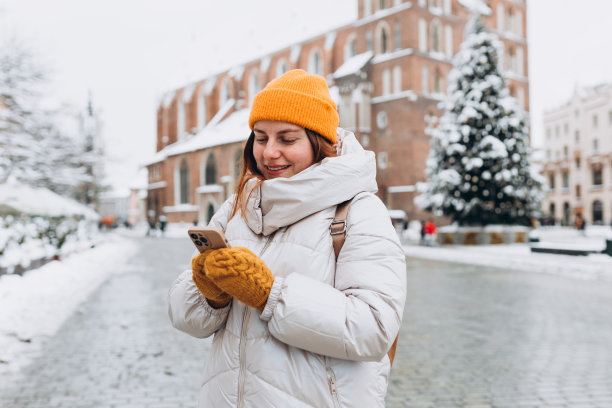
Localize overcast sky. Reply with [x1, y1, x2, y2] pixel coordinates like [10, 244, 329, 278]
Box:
[2, 0, 611, 192]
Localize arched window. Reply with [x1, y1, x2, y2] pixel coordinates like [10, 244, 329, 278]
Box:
[593, 200, 603, 224]
[233, 148, 243, 180]
[205, 152, 217, 185]
[179, 159, 189, 204]
[379, 0, 386, 10]
[376, 22, 390, 54]
[248, 69, 260, 106]
[219, 77, 231, 107]
[506, 8, 514, 33]
[431, 19, 441, 52]
[366, 30, 373, 52]
[276, 58, 288, 77]
[344, 33, 358, 61]
[308, 48, 323, 75]
[393, 65, 402, 93]
[207, 203, 215, 224]
[445, 25, 453, 57]
[549, 202, 556, 221]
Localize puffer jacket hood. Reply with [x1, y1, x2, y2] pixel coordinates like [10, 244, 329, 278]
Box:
[168, 128, 406, 408]
[243, 128, 378, 236]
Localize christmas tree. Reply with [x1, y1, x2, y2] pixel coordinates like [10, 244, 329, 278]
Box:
[415, 16, 544, 226]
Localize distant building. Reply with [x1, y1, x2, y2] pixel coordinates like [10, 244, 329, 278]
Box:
[145, 0, 529, 225]
[541, 83, 612, 226]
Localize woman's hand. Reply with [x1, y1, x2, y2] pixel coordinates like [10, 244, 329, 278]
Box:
[192, 250, 232, 308]
[204, 247, 274, 312]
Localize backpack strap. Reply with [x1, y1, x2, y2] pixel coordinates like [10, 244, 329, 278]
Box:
[330, 197, 399, 368]
[331, 199, 352, 260]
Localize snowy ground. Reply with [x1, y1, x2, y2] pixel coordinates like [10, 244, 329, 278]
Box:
[402, 226, 612, 282]
[1, 224, 610, 379]
[0, 233, 139, 375]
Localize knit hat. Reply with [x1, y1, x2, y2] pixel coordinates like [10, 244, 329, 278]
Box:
[248, 69, 339, 144]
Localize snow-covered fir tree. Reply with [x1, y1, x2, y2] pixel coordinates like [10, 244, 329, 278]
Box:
[415, 16, 544, 226]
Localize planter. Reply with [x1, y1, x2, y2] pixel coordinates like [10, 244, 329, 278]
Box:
[437, 225, 531, 245]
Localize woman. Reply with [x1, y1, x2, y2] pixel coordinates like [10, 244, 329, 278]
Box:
[168, 69, 406, 407]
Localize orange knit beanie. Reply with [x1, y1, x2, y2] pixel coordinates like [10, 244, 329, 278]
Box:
[248, 69, 339, 144]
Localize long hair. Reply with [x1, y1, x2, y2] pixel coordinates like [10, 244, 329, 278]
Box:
[230, 128, 337, 220]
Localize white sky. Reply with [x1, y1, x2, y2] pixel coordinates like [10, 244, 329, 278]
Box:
[2, 0, 612, 192]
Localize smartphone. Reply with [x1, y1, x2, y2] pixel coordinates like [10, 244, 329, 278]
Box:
[188, 226, 231, 253]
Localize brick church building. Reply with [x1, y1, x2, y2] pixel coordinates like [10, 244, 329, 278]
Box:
[145, 0, 529, 225]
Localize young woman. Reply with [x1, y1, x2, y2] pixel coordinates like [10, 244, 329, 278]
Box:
[168, 69, 406, 407]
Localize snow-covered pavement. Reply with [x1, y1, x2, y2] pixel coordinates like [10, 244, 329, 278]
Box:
[402, 226, 612, 282]
[0, 234, 140, 376]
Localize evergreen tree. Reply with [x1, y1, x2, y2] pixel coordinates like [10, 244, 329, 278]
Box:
[415, 16, 544, 226]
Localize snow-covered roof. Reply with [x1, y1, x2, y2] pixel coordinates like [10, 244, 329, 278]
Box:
[333, 51, 373, 79]
[229, 65, 245, 80]
[144, 108, 251, 164]
[0, 183, 99, 219]
[458, 0, 492, 15]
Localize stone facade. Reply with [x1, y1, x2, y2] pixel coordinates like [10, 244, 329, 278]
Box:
[146, 0, 529, 225]
[541, 83, 612, 226]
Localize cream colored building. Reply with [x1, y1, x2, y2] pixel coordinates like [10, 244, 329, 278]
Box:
[542, 83, 612, 226]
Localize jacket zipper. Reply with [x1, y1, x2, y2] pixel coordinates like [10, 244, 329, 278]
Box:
[326, 364, 342, 408]
[237, 232, 276, 408]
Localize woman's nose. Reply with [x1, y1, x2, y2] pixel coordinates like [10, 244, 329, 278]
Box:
[263, 141, 280, 159]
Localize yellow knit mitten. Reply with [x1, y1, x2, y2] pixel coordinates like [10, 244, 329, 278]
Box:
[204, 247, 274, 312]
[192, 250, 232, 308]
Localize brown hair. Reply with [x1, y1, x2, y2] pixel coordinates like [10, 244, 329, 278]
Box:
[230, 128, 337, 220]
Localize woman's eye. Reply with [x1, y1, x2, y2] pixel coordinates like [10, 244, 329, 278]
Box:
[255, 138, 267, 144]
[282, 139, 297, 144]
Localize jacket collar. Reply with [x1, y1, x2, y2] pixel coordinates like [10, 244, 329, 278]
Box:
[244, 129, 378, 236]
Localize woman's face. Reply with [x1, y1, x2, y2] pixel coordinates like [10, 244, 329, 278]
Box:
[252, 120, 315, 180]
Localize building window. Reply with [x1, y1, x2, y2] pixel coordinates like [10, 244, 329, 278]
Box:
[206, 203, 215, 224]
[549, 174, 555, 190]
[364, 0, 372, 16]
[418, 0, 426, 7]
[575, 157, 581, 169]
[497, 4, 504, 31]
[593, 200, 603, 224]
[198, 91, 207, 129]
[431, 20, 441, 52]
[562, 172, 569, 189]
[366, 30, 373, 52]
[394, 20, 401, 50]
[248, 69, 260, 106]
[421, 66, 429, 94]
[555, 125, 560, 138]
[549, 202, 555, 220]
[576, 184, 581, 198]
[220, 77, 231, 107]
[609, 110, 612, 125]
[418, 19, 427, 52]
[517, 87, 525, 110]
[563, 146, 568, 158]
[379, 0, 386, 9]
[376, 22, 390, 54]
[515, 10, 523, 36]
[444, 0, 451, 14]
[516, 46, 524, 75]
[546, 128, 551, 140]
[563, 202, 571, 225]
[592, 167, 603, 186]
[205, 153, 217, 185]
[433, 69, 442, 93]
[308, 48, 323, 75]
[179, 159, 189, 204]
[445, 25, 453, 58]
[177, 102, 186, 140]
[276, 58, 288, 77]
[505, 8, 514, 33]
[574, 130, 580, 144]
[382, 68, 391, 96]
[344, 34, 358, 61]
[592, 114, 599, 129]
[393, 65, 402, 93]
[593, 139, 599, 152]
[233, 148, 242, 180]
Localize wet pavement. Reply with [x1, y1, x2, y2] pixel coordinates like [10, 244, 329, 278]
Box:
[1, 237, 612, 407]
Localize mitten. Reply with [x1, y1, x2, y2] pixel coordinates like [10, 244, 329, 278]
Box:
[204, 247, 274, 312]
[192, 250, 232, 308]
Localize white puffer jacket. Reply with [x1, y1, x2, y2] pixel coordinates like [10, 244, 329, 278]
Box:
[168, 130, 407, 408]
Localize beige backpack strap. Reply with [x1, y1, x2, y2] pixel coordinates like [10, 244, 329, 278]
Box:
[331, 199, 352, 260]
[331, 197, 400, 368]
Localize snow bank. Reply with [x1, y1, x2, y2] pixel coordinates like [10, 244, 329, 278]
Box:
[0, 234, 139, 375]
